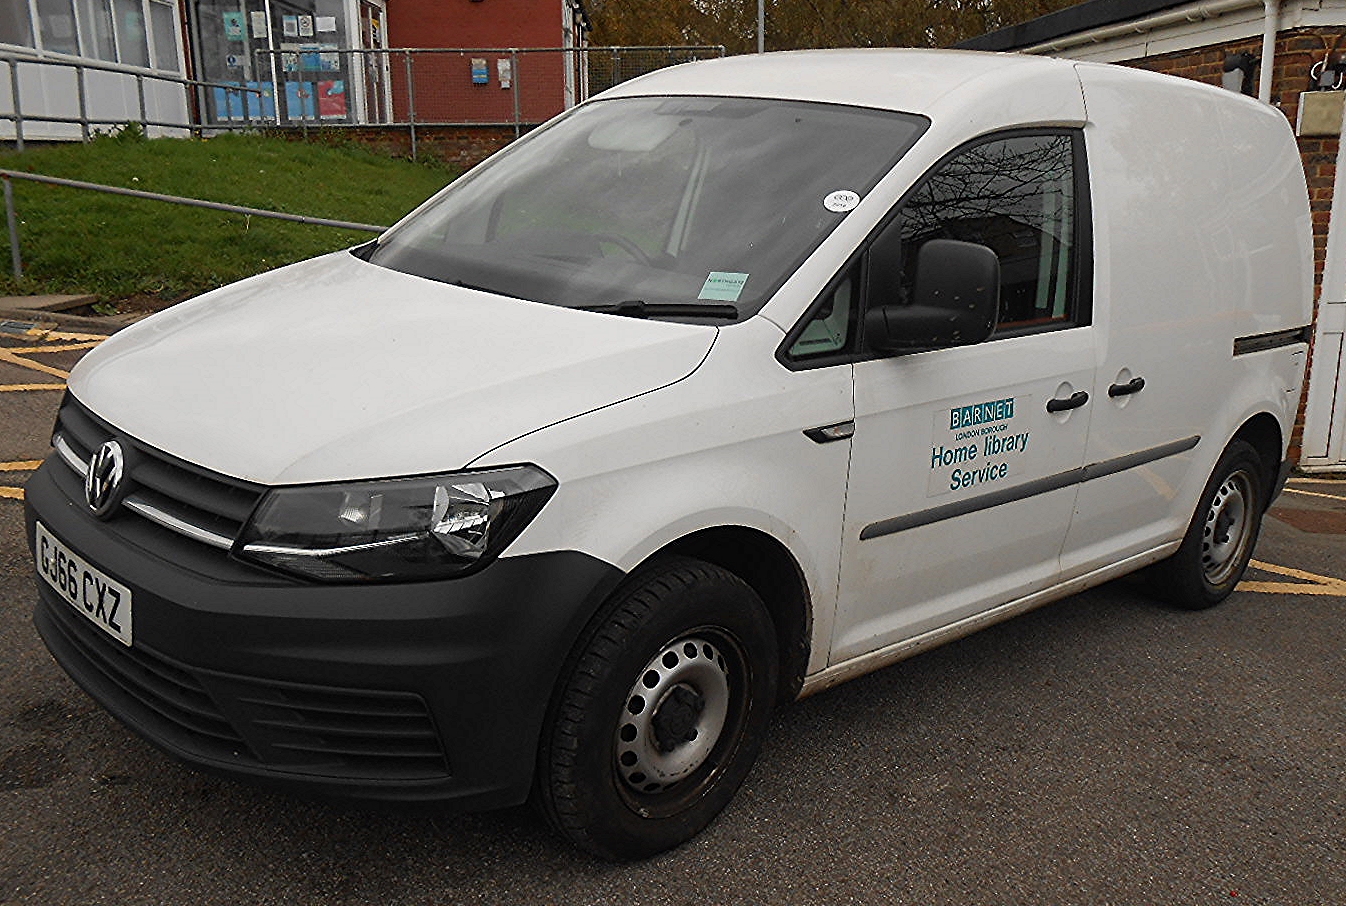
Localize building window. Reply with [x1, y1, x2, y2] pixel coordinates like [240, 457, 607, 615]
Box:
[148, 0, 179, 70]
[14, 0, 176, 71]
[35, 0, 81, 55]
[112, 0, 150, 67]
[0, 0, 36, 47]
[78, 0, 118, 60]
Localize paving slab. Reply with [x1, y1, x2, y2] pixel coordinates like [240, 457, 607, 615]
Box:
[0, 294, 96, 313]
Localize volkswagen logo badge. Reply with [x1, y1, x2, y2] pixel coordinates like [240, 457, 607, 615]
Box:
[85, 440, 125, 516]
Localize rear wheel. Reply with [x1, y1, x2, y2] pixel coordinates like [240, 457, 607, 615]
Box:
[535, 556, 778, 860]
[1153, 439, 1266, 609]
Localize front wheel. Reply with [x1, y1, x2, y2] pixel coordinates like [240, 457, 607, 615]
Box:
[1152, 439, 1266, 609]
[535, 557, 778, 860]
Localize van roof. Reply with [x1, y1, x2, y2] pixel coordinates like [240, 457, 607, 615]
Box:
[596, 48, 1081, 116]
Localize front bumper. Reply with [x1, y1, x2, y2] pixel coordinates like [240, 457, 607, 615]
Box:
[26, 461, 622, 809]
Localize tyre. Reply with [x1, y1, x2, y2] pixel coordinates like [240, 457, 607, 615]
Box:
[1152, 439, 1266, 610]
[535, 556, 779, 860]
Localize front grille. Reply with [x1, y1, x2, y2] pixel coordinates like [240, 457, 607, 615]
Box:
[41, 395, 452, 782]
[52, 394, 264, 553]
[39, 593, 451, 781]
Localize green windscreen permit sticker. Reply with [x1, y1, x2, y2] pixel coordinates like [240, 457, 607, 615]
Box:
[699, 272, 749, 302]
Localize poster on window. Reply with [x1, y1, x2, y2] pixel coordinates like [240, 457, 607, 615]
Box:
[318, 80, 346, 118]
[223, 11, 244, 41]
[213, 81, 275, 121]
[285, 81, 316, 119]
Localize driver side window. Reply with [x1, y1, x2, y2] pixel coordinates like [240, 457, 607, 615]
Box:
[784, 130, 1087, 367]
[885, 132, 1083, 333]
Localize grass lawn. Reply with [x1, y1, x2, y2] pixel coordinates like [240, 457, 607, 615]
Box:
[0, 129, 456, 307]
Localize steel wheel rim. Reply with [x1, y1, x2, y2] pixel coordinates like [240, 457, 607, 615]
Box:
[1201, 469, 1255, 586]
[615, 635, 732, 796]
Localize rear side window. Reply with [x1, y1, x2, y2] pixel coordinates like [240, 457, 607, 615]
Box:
[891, 132, 1084, 333]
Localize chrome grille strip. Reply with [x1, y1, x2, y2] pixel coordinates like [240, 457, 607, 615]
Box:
[123, 494, 236, 550]
[53, 432, 89, 477]
[53, 429, 241, 551]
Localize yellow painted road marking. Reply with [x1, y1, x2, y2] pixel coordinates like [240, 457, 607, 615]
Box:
[0, 347, 69, 379]
[1288, 477, 1346, 484]
[2, 341, 103, 355]
[1282, 487, 1346, 501]
[0, 330, 104, 503]
[4, 328, 108, 342]
[0, 460, 40, 500]
[43, 330, 107, 341]
[1238, 560, 1346, 596]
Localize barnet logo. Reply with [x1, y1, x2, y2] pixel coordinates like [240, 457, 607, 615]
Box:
[950, 397, 1015, 430]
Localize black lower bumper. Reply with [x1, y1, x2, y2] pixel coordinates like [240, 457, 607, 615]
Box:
[25, 462, 623, 809]
[1270, 457, 1293, 508]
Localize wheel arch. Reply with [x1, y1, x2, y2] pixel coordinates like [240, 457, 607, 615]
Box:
[660, 526, 812, 705]
[1231, 412, 1283, 508]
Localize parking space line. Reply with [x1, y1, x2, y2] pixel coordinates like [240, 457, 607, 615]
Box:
[1238, 559, 1346, 596]
[0, 324, 108, 343]
[1282, 487, 1346, 501]
[0, 460, 40, 501]
[0, 330, 105, 503]
[3, 341, 103, 355]
[0, 348, 70, 379]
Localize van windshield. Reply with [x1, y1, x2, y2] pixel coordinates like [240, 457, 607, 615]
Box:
[366, 96, 927, 320]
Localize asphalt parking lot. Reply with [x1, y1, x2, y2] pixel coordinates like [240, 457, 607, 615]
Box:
[0, 320, 1342, 905]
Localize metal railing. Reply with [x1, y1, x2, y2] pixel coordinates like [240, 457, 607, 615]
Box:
[246, 45, 725, 157]
[1, 45, 721, 159]
[1, 53, 264, 152]
[1, 168, 385, 281]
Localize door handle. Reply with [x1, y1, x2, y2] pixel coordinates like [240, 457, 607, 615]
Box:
[1108, 376, 1146, 397]
[1046, 390, 1089, 412]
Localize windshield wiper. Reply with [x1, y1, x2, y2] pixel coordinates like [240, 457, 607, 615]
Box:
[577, 300, 738, 320]
[449, 279, 532, 301]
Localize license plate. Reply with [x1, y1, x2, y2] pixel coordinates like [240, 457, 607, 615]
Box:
[34, 521, 133, 647]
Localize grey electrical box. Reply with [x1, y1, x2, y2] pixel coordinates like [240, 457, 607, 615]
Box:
[1298, 90, 1346, 136]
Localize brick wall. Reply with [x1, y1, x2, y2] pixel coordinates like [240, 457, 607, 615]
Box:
[265, 124, 525, 171]
[1123, 27, 1346, 461]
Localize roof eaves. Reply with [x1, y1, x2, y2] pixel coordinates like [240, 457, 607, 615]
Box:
[957, 0, 1195, 51]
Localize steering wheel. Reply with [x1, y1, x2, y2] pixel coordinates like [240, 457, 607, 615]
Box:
[593, 233, 653, 265]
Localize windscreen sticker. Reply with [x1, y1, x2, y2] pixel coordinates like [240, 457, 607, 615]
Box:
[699, 272, 750, 302]
[823, 190, 861, 213]
[927, 395, 1032, 497]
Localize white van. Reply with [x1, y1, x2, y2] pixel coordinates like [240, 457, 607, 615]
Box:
[27, 49, 1312, 859]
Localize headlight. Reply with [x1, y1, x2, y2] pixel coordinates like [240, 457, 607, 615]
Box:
[235, 465, 556, 582]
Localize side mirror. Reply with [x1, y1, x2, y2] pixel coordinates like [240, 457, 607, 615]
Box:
[865, 239, 1000, 352]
